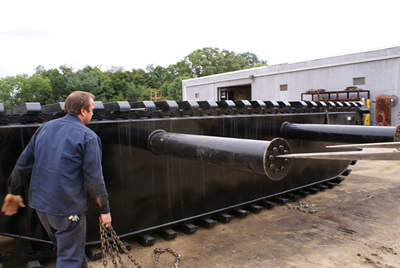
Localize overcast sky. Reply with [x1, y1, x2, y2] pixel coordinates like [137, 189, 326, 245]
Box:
[0, 0, 399, 77]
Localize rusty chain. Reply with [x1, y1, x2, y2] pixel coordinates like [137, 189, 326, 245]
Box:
[99, 219, 180, 268]
[152, 248, 180, 268]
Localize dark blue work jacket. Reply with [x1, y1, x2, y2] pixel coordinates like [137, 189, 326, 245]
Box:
[8, 114, 110, 216]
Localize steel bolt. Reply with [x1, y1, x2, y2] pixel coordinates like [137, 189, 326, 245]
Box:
[284, 159, 290, 164]
[269, 164, 276, 170]
[274, 169, 280, 174]
[279, 145, 285, 151]
[269, 155, 275, 160]
[283, 150, 289, 154]
[280, 166, 286, 171]
[273, 147, 279, 153]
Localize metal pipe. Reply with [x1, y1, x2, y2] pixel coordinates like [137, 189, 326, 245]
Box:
[280, 122, 400, 143]
[130, 108, 148, 112]
[277, 148, 400, 161]
[147, 129, 292, 181]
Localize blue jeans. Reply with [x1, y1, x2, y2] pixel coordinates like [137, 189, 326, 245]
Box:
[36, 211, 88, 268]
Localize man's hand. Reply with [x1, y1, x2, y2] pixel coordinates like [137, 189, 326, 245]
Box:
[1, 194, 25, 216]
[100, 213, 112, 228]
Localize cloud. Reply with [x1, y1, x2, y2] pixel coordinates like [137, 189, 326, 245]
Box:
[0, 27, 52, 39]
[1, 0, 400, 78]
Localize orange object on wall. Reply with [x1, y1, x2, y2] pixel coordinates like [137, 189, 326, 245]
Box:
[375, 94, 391, 126]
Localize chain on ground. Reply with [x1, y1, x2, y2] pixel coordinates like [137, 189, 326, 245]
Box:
[99, 219, 180, 268]
[287, 201, 318, 214]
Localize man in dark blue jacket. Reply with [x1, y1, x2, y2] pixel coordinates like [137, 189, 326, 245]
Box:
[1, 91, 111, 268]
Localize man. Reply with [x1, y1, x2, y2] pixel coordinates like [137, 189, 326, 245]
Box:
[1, 91, 111, 267]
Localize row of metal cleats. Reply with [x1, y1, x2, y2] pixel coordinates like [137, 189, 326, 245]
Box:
[103, 175, 347, 251]
[0, 100, 366, 124]
[86, 174, 348, 259]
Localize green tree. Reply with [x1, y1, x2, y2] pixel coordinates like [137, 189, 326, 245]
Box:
[126, 83, 148, 102]
[106, 67, 129, 100]
[82, 66, 114, 102]
[128, 68, 147, 86]
[144, 65, 166, 89]
[2, 47, 267, 105]
[161, 75, 190, 101]
[35, 65, 72, 102]
[16, 74, 53, 104]
[66, 71, 106, 101]
[165, 61, 192, 82]
[184, 47, 267, 78]
[237, 52, 267, 67]
[0, 74, 29, 109]
[139, 88, 151, 101]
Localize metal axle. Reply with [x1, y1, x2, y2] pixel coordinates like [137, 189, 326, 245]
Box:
[147, 130, 292, 181]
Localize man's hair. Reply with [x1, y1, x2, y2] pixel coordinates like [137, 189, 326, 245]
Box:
[65, 91, 95, 116]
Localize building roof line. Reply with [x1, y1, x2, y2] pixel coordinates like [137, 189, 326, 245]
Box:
[184, 54, 400, 88]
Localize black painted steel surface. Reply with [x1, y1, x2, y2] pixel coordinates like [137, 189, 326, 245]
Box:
[147, 130, 292, 181]
[0, 100, 373, 244]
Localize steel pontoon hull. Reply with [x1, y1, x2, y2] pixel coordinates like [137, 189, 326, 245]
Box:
[0, 100, 364, 244]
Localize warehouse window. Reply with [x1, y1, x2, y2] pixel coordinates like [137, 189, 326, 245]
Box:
[353, 77, 365, 85]
[280, 84, 288, 91]
[195, 93, 199, 98]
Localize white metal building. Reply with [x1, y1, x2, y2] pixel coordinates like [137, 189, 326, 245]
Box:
[182, 46, 400, 125]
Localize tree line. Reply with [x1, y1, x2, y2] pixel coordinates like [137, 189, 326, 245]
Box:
[0, 47, 267, 110]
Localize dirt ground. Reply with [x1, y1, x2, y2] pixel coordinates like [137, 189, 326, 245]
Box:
[2, 156, 400, 267]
